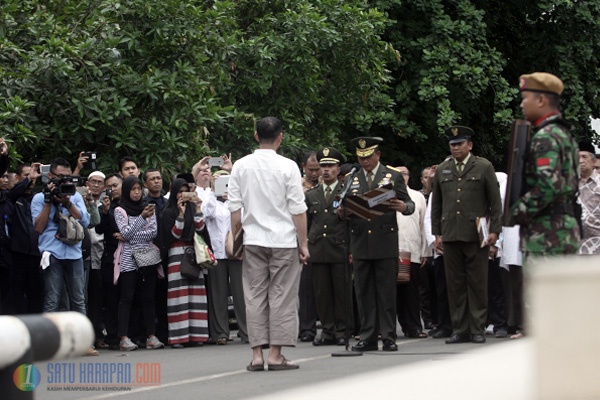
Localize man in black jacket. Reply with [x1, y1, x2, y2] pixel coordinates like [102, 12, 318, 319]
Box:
[10, 163, 44, 314]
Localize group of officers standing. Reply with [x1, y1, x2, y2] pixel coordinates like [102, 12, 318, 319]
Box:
[295, 71, 588, 352]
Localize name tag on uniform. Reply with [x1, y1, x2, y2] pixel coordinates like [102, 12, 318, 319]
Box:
[443, 169, 452, 174]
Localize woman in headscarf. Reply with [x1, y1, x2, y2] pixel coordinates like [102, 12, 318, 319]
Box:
[114, 176, 164, 351]
[161, 178, 209, 348]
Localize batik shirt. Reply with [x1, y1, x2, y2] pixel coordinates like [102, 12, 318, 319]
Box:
[579, 170, 600, 254]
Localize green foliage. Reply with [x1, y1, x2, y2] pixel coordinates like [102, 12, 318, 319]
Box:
[0, 0, 394, 174]
[2, 0, 600, 186]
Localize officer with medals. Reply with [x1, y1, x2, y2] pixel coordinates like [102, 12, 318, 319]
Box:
[339, 137, 415, 352]
[305, 147, 354, 346]
[431, 126, 502, 344]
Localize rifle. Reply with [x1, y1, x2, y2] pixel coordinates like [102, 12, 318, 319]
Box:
[503, 119, 531, 226]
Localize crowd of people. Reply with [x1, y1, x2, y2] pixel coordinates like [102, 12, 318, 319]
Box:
[0, 147, 247, 356]
[0, 72, 598, 369]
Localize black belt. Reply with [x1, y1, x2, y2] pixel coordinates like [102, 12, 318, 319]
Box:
[543, 203, 575, 216]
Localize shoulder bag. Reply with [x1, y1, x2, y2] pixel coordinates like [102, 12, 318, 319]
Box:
[194, 232, 218, 269]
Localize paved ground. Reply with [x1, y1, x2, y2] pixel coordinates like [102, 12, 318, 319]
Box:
[31, 330, 512, 400]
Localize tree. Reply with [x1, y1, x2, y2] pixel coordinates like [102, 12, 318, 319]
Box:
[0, 0, 395, 174]
[372, 0, 600, 183]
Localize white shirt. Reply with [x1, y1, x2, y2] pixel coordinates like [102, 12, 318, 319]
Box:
[397, 187, 428, 263]
[228, 149, 307, 248]
[424, 193, 439, 259]
[194, 186, 230, 259]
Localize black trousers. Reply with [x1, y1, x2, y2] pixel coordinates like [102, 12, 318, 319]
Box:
[118, 270, 157, 338]
[101, 256, 120, 345]
[11, 253, 44, 314]
[434, 256, 452, 332]
[87, 268, 104, 340]
[487, 257, 508, 331]
[508, 265, 524, 333]
[298, 262, 317, 338]
[396, 262, 423, 334]
[419, 258, 437, 327]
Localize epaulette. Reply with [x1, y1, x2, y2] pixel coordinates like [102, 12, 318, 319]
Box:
[386, 165, 401, 173]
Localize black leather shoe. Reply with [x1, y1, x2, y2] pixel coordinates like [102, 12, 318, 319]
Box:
[351, 340, 378, 352]
[300, 334, 315, 342]
[312, 337, 336, 346]
[445, 334, 470, 344]
[382, 339, 398, 351]
[336, 337, 346, 346]
[431, 329, 452, 339]
[471, 334, 486, 343]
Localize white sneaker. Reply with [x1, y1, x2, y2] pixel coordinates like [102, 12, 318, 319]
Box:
[120, 337, 138, 351]
[146, 336, 165, 349]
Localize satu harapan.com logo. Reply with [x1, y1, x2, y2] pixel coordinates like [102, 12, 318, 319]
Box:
[13, 364, 41, 391]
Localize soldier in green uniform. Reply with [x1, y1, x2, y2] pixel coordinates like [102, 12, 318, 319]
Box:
[339, 137, 415, 352]
[305, 147, 353, 346]
[511, 72, 580, 255]
[431, 126, 502, 344]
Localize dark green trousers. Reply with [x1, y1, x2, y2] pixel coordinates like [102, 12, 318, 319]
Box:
[443, 242, 489, 335]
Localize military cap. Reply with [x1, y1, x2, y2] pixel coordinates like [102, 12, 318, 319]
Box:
[316, 147, 345, 165]
[579, 141, 596, 154]
[445, 126, 474, 144]
[351, 137, 383, 158]
[519, 72, 564, 96]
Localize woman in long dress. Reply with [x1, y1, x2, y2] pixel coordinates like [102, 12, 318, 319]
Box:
[161, 178, 209, 348]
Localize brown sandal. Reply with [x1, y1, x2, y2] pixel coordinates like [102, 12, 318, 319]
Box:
[268, 356, 299, 371]
[246, 361, 264, 372]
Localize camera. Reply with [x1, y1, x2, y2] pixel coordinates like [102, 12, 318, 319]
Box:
[208, 157, 224, 167]
[105, 187, 112, 200]
[43, 176, 87, 202]
[182, 192, 195, 201]
[81, 152, 97, 171]
[40, 164, 51, 185]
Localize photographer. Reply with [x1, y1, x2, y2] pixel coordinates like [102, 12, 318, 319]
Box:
[31, 158, 97, 355]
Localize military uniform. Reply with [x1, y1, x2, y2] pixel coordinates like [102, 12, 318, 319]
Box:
[345, 137, 415, 351]
[305, 147, 353, 345]
[511, 73, 580, 255]
[431, 126, 502, 341]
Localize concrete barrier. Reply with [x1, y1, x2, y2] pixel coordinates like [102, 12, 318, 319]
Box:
[529, 256, 600, 399]
[0, 312, 94, 400]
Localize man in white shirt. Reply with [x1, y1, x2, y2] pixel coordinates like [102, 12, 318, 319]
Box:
[394, 164, 428, 338]
[228, 117, 309, 371]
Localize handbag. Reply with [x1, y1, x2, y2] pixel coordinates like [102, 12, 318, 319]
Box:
[132, 244, 162, 268]
[225, 228, 244, 259]
[54, 207, 84, 245]
[194, 232, 218, 269]
[180, 247, 202, 280]
[397, 251, 411, 284]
